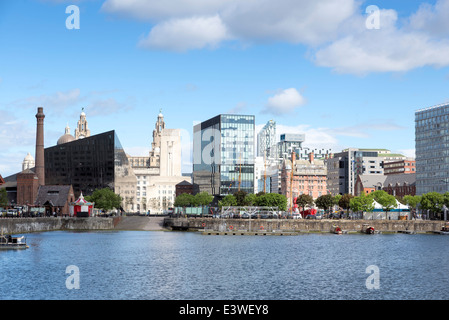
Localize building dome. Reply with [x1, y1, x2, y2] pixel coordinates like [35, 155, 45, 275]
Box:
[22, 152, 35, 171]
[57, 124, 75, 145]
[57, 134, 75, 145]
[24, 152, 34, 162]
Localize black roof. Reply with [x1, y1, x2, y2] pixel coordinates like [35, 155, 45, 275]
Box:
[35, 185, 73, 207]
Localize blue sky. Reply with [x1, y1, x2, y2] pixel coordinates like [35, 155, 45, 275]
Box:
[1, 0, 449, 176]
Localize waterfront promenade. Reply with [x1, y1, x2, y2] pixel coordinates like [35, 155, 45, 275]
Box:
[164, 217, 444, 234]
[1, 216, 443, 234]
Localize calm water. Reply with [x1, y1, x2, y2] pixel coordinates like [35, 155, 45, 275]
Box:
[1, 230, 448, 300]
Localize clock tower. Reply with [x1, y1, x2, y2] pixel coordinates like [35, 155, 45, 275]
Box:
[75, 108, 91, 140]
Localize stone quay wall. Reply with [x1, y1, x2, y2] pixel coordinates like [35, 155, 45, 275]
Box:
[165, 218, 444, 233]
[0, 217, 114, 234]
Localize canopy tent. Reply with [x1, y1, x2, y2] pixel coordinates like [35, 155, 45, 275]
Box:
[70, 193, 94, 217]
[371, 199, 409, 212]
[372, 200, 384, 212]
[393, 199, 410, 212]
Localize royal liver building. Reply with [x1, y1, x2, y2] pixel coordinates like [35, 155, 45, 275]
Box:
[127, 110, 185, 213]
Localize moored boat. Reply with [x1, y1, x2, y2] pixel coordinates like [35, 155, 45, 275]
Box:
[439, 222, 449, 235]
[362, 224, 375, 234]
[333, 226, 343, 235]
[0, 233, 29, 250]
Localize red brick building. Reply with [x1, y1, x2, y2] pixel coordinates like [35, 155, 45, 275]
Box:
[175, 180, 194, 197]
[16, 169, 40, 206]
[383, 173, 416, 197]
[383, 159, 416, 175]
[281, 152, 328, 209]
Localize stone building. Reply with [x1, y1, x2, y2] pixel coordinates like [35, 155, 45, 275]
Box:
[74, 108, 91, 140]
[128, 110, 185, 213]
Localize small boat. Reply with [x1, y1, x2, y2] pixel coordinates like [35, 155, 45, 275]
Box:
[362, 224, 375, 234]
[333, 226, 343, 235]
[439, 223, 449, 235]
[0, 231, 29, 250]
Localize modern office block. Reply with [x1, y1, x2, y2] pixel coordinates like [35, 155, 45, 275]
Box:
[193, 114, 255, 198]
[415, 102, 449, 195]
[45, 130, 137, 209]
[257, 120, 276, 158]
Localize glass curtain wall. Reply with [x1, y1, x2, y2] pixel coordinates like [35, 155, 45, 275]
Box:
[220, 115, 255, 195]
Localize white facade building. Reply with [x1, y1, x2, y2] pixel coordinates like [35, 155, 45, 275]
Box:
[128, 111, 185, 213]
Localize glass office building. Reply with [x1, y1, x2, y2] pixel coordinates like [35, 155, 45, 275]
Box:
[45, 130, 137, 201]
[415, 102, 449, 195]
[193, 114, 255, 198]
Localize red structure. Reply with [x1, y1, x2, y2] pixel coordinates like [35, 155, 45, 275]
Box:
[70, 193, 94, 217]
[301, 208, 317, 218]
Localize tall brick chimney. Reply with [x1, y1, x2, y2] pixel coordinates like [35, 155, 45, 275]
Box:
[35, 107, 45, 186]
[309, 151, 314, 163]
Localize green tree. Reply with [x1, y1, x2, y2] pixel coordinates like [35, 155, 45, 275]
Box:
[296, 194, 314, 213]
[174, 193, 196, 207]
[262, 193, 287, 211]
[233, 190, 248, 206]
[350, 193, 374, 214]
[245, 193, 257, 206]
[338, 194, 354, 214]
[0, 188, 8, 207]
[420, 192, 444, 219]
[194, 192, 214, 206]
[218, 194, 237, 208]
[85, 188, 122, 212]
[333, 194, 342, 206]
[315, 194, 335, 213]
[403, 195, 422, 220]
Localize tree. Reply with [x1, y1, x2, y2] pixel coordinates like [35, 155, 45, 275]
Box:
[195, 192, 214, 206]
[218, 194, 237, 208]
[403, 195, 421, 220]
[296, 194, 314, 214]
[369, 190, 397, 218]
[333, 194, 342, 206]
[174, 193, 196, 207]
[315, 194, 334, 213]
[85, 188, 122, 212]
[233, 190, 248, 206]
[420, 192, 444, 219]
[0, 188, 8, 207]
[258, 193, 287, 211]
[338, 194, 354, 213]
[245, 193, 257, 206]
[350, 193, 374, 214]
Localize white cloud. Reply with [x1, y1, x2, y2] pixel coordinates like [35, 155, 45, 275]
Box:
[313, 5, 449, 75]
[102, 0, 449, 74]
[8, 88, 81, 114]
[220, 0, 356, 46]
[138, 15, 231, 52]
[263, 88, 305, 115]
[408, 0, 449, 37]
[397, 148, 416, 159]
[104, 0, 356, 50]
[101, 0, 230, 21]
